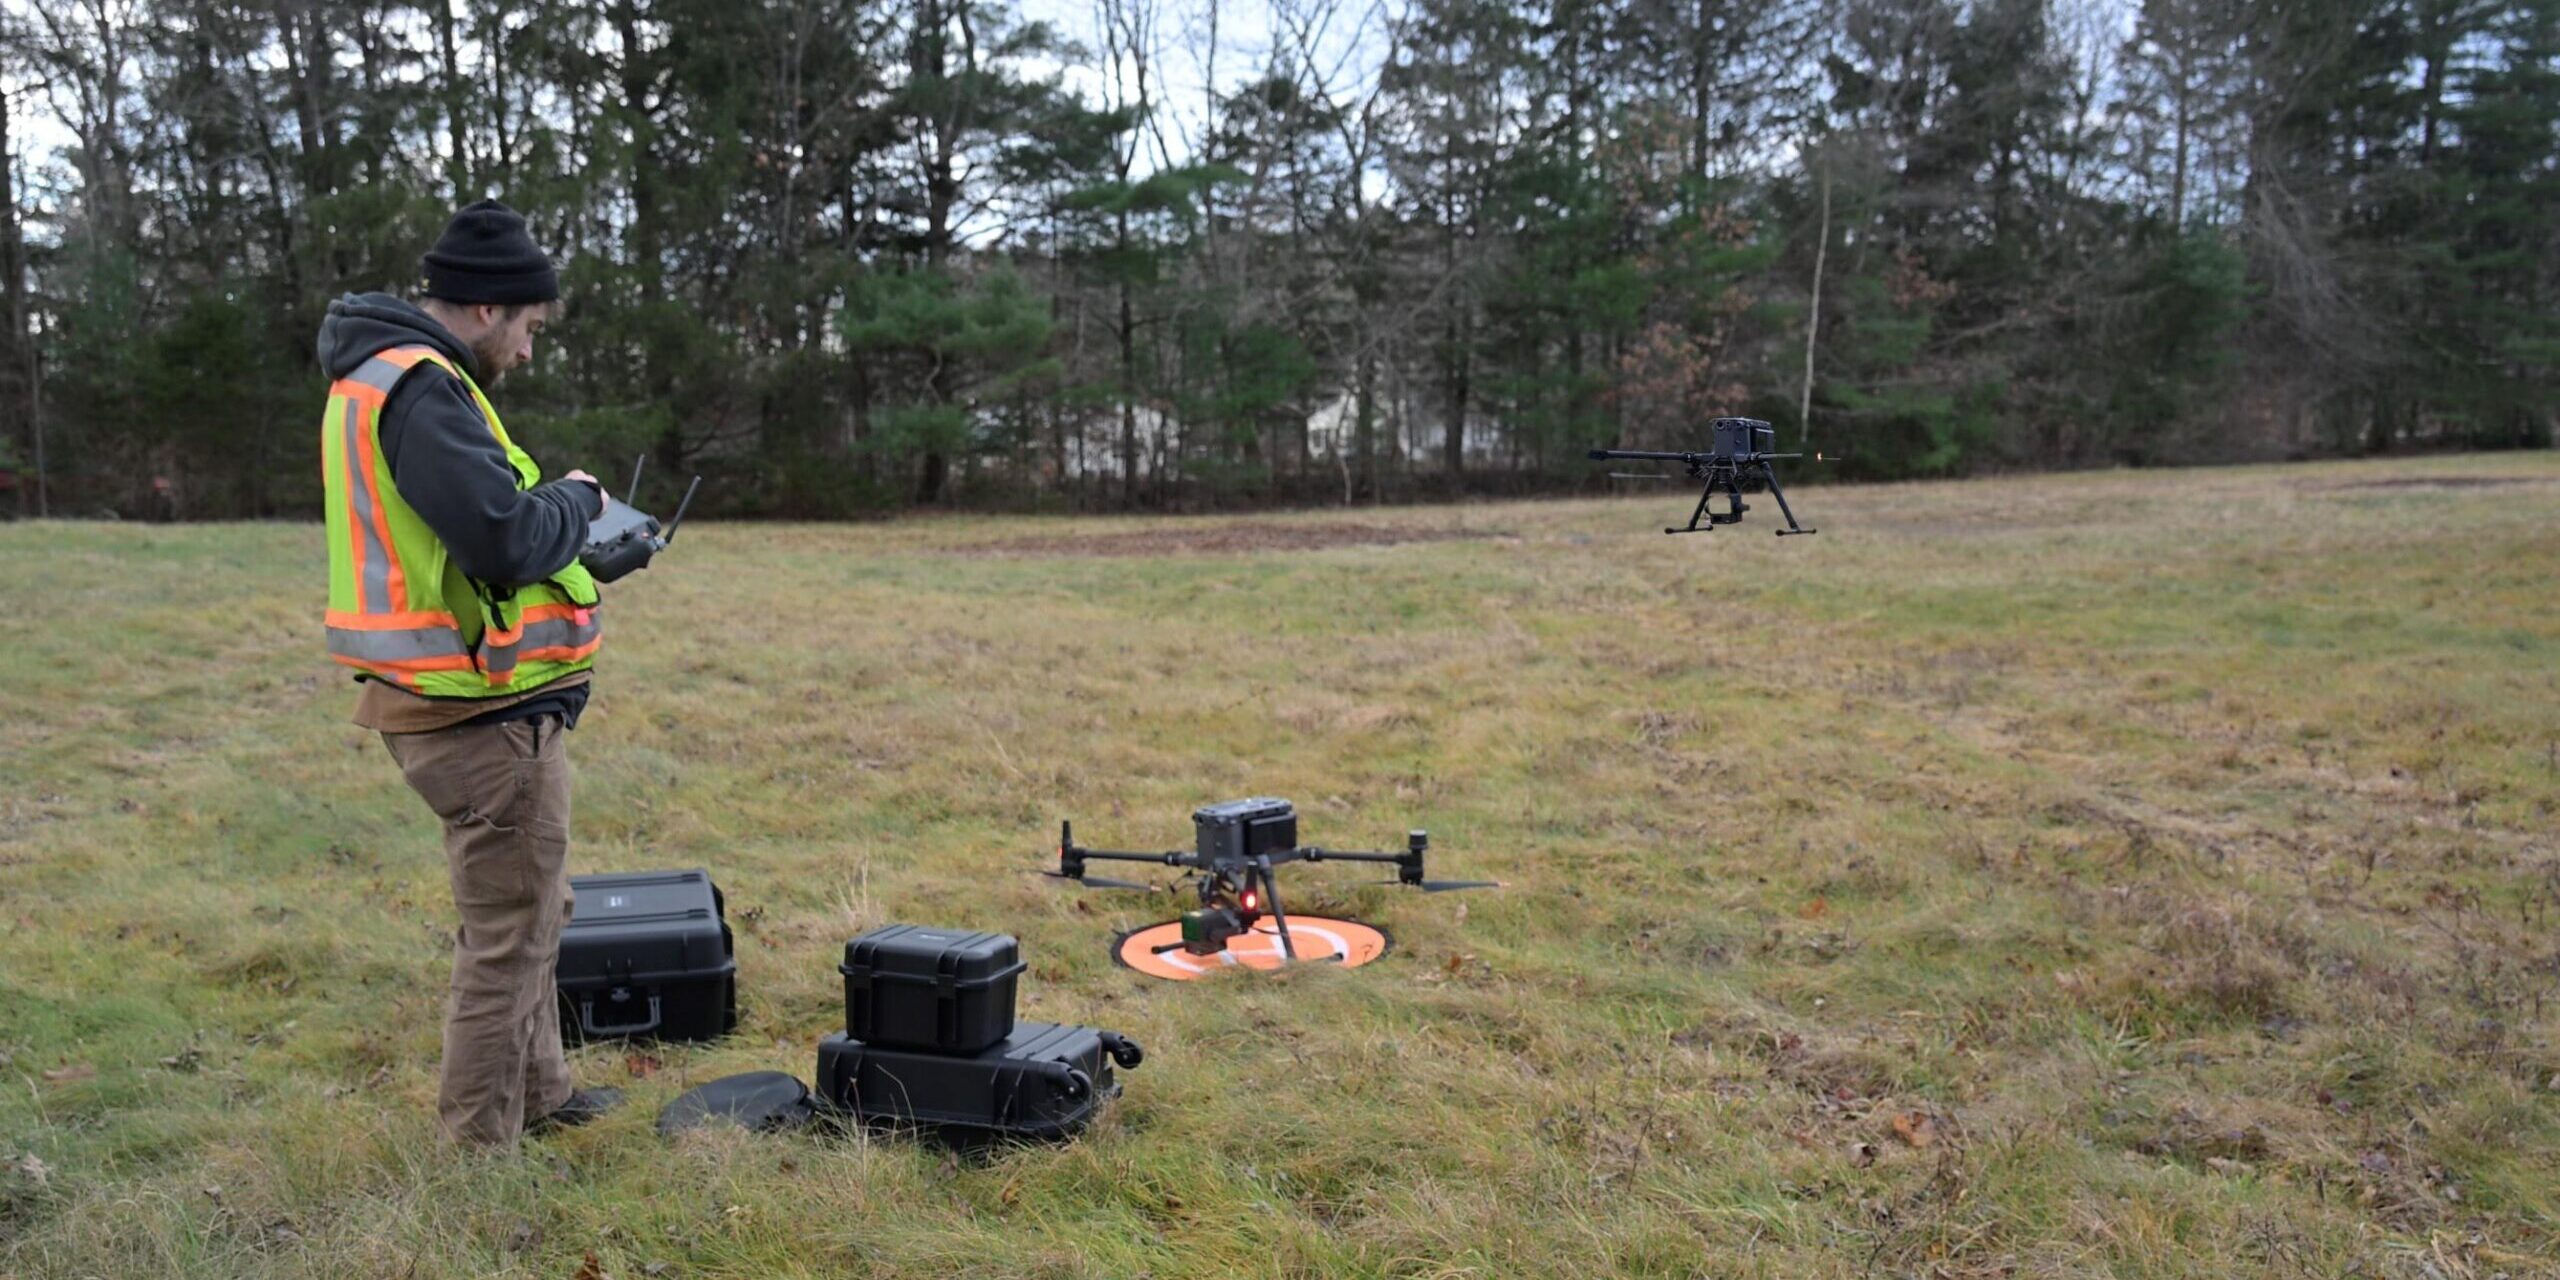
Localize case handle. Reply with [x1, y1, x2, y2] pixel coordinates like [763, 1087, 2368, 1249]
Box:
[580, 990, 663, 1037]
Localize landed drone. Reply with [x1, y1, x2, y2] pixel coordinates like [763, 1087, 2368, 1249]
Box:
[1589, 416, 1816, 536]
[1041, 798, 1497, 963]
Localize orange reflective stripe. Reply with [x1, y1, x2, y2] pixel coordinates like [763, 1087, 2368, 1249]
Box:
[328, 652, 479, 675]
[326, 608, 463, 631]
[379, 347, 444, 371]
[349, 403, 406, 611]
[331, 380, 389, 411]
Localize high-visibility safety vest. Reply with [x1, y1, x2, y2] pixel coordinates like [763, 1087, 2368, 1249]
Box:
[321, 345, 602, 696]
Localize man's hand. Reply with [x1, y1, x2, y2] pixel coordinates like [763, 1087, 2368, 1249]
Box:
[563, 469, 609, 517]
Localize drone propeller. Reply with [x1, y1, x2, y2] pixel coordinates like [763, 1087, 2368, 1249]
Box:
[1378, 878, 1505, 893]
[1038, 870, 1158, 891]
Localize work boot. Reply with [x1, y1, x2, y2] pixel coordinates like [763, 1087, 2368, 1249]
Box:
[526, 1087, 625, 1135]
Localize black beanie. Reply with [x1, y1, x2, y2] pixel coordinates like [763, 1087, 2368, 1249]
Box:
[420, 199, 559, 305]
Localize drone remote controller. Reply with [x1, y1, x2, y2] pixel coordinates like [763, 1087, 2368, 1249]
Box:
[581, 454, 702, 583]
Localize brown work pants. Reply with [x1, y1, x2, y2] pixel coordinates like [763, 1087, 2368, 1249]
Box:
[382, 716, 576, 1146]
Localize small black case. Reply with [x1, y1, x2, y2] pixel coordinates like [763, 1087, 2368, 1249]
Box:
[557, 869, 739, 1044]
[839, 924, 1025, 1054]
[815, 1021, 1142, 1140]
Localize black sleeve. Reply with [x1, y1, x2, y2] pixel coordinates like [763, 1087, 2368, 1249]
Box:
[376, 371, 603, 589]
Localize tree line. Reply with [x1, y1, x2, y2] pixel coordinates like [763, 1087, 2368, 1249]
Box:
[1, 0, 2553, 519]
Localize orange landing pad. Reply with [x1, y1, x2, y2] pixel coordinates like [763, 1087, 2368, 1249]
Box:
[1114, 916, 1393, 980]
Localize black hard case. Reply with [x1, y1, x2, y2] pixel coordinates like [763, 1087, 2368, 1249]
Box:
[839, 924, 1025, 1054]
[556, 869, 738, 1043]
[814, 1021, 1140, 1139]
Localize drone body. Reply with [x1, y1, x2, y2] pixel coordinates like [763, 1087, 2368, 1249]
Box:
[1590, 416, 1817, 536]
[1044, 797, 1496, 964]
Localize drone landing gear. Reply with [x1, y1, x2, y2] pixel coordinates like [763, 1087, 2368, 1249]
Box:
[1668, 459, 1815, 537]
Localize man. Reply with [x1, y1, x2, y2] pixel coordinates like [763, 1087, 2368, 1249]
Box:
[316, 198, 624, 1146]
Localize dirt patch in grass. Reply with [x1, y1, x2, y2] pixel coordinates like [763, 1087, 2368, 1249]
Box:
[946, 522, 1506, 558]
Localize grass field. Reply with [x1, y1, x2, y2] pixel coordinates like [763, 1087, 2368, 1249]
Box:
[4, 455, 2559, 1279]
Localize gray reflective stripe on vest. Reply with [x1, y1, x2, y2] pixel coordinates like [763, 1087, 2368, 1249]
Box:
[340, 400, 394, 613]
[479, 627, 520, 678]
[519, 614, 600, 654]
[475, 613, 597, 678]
[348, 356, 414, 395]
[326, 625, 470, 662]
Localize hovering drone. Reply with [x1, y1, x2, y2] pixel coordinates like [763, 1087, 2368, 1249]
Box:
[1589, 416, 1816, 536]
[1042, 798, 1497, 962]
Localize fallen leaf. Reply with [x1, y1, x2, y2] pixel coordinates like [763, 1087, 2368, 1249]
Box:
[40, 1063, 95, 1085]
[572, 1250, 608, 1280]
[1847, 1141, 1878, 1168]
[625, 1052, 661, 1079]
[12, 1153, 50, 1186]
[1453, 901, 1468, 924]
[1798, 897, 1829, 920]
[1890, 1112, 1938, 1148]
[1444, 954, 1464, 974]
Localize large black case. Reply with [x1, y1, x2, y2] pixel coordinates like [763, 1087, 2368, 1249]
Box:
[557, 869, 738, 1043]
[839, 924, 1024, 1054]
[814, 1021, 1143, 1140]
